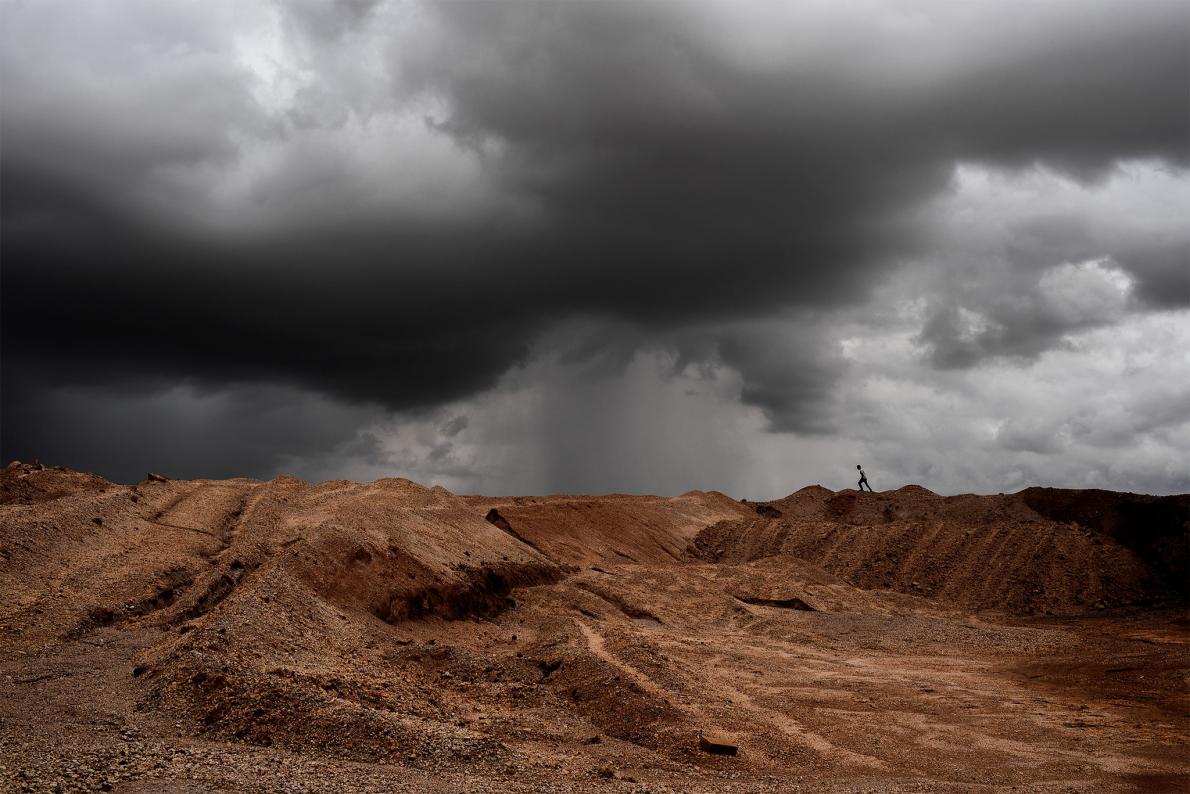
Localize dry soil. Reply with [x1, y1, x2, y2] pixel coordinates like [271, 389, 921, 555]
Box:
[1, 462, 1186, 793]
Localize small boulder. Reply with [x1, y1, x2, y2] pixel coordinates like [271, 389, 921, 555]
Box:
[699, 733, 738, 756]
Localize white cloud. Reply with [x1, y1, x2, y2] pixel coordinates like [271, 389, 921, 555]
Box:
[1038, 258, 1132, 325]
[840, 309, 1190, 494]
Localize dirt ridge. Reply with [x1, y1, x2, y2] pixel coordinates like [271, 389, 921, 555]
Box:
[690, 486, 1187, 615]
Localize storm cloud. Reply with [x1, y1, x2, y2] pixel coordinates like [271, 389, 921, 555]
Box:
[2, 0, 1187, 492]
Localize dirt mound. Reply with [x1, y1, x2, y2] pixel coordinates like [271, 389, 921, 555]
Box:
[0, 473, 568, 762]
[1020, 487, 1189, 599]
[462, 490, 753, 567]
[0, 460, 114, 504]
[0, 476, 247, 643]
[695, 486, 1184, 615]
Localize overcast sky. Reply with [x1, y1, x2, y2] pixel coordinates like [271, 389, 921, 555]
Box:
[2, 0, 1187, 496]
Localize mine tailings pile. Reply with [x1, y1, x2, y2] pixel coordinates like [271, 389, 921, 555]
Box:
[690, 483, 1188, 615]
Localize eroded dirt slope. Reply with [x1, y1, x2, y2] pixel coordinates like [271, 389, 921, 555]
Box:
[692, 485, 1188, 615]
[462, 491, 755, 567]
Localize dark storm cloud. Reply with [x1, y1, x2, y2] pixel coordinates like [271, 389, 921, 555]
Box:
[2, 0, 1187, 477]
[0, 375, 384, 483]
[721, 338, 842, 435]
[405, 1, 1187, 292]
[1119, 240, 1190, 308]
[0, 187, 545, 408]
[658, 319, 845, 434]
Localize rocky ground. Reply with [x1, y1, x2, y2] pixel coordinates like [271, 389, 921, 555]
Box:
[1, 461, 1186, 792]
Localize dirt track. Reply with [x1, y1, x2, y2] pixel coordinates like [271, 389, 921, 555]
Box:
[1, 462, 1186, 792]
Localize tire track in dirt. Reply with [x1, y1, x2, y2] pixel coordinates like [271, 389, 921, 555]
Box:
[151, 482, 256, 537]
[125, 481, 263, 625]
[210, 482, 267, 558]
[143, 480, 262, 548]
[719, 678, 889, 770]
[159, 481, 265, 623]
[579, 615, 890, 770]
[822, 652, 1151, 777]
[697, 647, 891, 771]
[573, 620, 796, 767]
[139, 519, 222, 539]
[576, 620, 669, 699]
[0, 480, 257, 641]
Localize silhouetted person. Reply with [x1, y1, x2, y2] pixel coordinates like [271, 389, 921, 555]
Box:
[857, 465, 873, 492]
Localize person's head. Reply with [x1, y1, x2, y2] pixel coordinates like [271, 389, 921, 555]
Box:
[856, 464, 861, 470]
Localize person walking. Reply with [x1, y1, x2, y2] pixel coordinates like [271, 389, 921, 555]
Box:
[857, 465, 873, 492]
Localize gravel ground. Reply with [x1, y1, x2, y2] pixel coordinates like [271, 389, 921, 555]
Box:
[2, 463, 1186, 792]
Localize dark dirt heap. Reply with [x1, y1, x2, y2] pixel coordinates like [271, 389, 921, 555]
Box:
[1, 466, 1186, 792]
[1, 460, 113, 506]
[691, 485, 1188, 615]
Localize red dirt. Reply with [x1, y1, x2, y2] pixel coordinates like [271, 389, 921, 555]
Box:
[1, 464, 1186, 792]
[1, 460, 114, 506]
